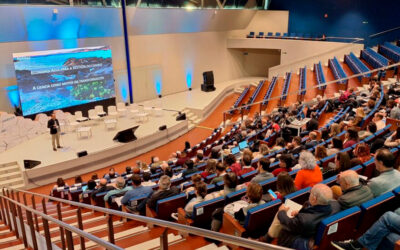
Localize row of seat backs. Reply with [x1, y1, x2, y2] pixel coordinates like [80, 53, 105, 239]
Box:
[315, 186, 400, 249]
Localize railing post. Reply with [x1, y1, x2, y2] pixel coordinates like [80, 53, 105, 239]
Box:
[160, 228, 169, 250]
[2, 189, 11, 228]
[15, 191, 27, 248]
[31, 196, 40, 232]
[223, 112, 226, 128]
[42, 217, 52, 250]
[57, 203, 66, 250]
[77, 208, 85, 250]
[42, 198, 47, 215]
[9, 192, 19, 238]
[26, 210, 38, 250]
[0, 196, 8, 227]
[107, 214, 115, 244]
[65, 230, 74, 250]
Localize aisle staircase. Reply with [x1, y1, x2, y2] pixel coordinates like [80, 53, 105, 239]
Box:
[0, 162, 24, 189]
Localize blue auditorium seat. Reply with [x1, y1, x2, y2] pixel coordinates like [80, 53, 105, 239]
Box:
[357, 191, 398, 237]
[256, 32, 264, 38]
[246, 31, 255, 38]
[260, 177, 277, 193]
[284, 187, 311, 205]
[153, 193, 187, 221]
[275, 32, 281, 37]
[225, 188, 247, 204]
[315, 206, 362, 249]
[239, 170, 257, 183]
[191, 196, 225, 228]
[267, 32, 273, 37]
[362, 158, 376, 179]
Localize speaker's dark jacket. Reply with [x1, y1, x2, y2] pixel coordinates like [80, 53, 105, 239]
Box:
[47, 119, 60, 135]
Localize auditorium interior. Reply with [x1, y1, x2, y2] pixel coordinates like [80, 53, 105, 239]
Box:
[0, 0, 400, 249]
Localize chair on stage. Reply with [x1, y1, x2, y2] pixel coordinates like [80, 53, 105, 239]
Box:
[117, 102, 127, 117]
[75, 111, 89, 122]
[107, 105, 119, 118]
[104, 118, 117, 130]
[88, 109, 101, 125]
[65, 113, 80, 132]
[95, 105, 107, 117]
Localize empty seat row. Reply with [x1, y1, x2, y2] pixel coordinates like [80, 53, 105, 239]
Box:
[280, 72, 292, 101]
[344, 52, 371, 81]
[314, 61, 327, 90]
[246, 80, 265, 110]
[329, 57, 348, 85]
[229, 87, 250, 114]
[360, 48, 389, 69]
[262, 76, 278, 105]
[378, 42, 400, 62]
[298, 66, 307, 96]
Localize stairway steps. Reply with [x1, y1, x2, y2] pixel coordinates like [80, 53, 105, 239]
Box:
[125, 233, 183, 250]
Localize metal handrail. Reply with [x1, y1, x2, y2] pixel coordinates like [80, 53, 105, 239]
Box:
[5, 187, 289, 250]
[222, 61, 400, 117]
[0, 191, 123, 250]
[369, 26, 400, 38]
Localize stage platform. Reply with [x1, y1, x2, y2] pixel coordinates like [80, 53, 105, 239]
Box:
[0, 77, 263, 189]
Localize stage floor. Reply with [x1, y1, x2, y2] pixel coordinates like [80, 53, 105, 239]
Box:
[0, 77, 263, 188]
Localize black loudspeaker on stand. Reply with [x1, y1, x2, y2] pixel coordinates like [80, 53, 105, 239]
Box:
[24, 160, 41, 169]
[113, 125, 139, 143]
[201, 71, 216, 92]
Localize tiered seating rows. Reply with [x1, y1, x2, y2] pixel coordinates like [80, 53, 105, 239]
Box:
[378, 42, 400, 62]
[262, 76, 278, 105]
[344, 52, 371, 81]
[360, 48, 389, 69]
[246, 80, 265, 110]
[314, 61, 326, 90]
[247, 31, 322, 41]
[329, 57, 348, 84]
[280, 72, 292, 101]
[298, 66, 307, 96]
[229, 87, 250, 114]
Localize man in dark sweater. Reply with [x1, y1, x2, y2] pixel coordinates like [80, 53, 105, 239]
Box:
[147, 175, 180, 210]
[337, 170, 373, 210]
[47, 113, 62, 151]
[277, 184, 340, 249]
[182, 160, 198, 178]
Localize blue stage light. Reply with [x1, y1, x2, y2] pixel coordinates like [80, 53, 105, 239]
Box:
[5, 85, 20, 107]
[186, 71, 192, 89]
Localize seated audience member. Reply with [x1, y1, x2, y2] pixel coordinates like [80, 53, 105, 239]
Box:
[182, 160, 198, 178]
[91, 178, 115, 199]
[370, 137, 385, 154]
[274, 172, 297, 200]
[141, 162, 150, 173]
[353, 143, 371, 163]
[270, 137, 286, 153]
[201, 159, 217, 178]
[251, 158, 274, 184]
[307, 96, 325, 117]
[331, 207, 400, 250]
[349, 107, 365, 127]
[314, 145, 328, 161]
[276, 184, 340, 248]
[253, 144, 270, 159]
[359, 122, 377, 140]
[122, 166, 132, 177]
[210, 147, 221, 160]
[147, 175, 180, 210]
[103, 168, 119, 181]
[327, 137, 343, 156]
[183, 141, 191, 152]
[272, 154, 293, 177]
[182, 182, 209, 217]
[373, 113, 386, 131]
[207, 172, 239, 199]
[335, 170, 374, 210]
[150, 156, 162, 168]
[294, 151, 323, 190]
[325, 152, 352, 178]
[168, 152, 178, 163]
[368, 149, 400, 197]
[231, 182, 265, 224]
[104, 177, 132, 201]
[329, 123, 342, 138]
[211, 163, 227, 184]
[390, 102, 400, 119]
[51, 178, 69, 195]
[384, 127, 400, 148]
[238, 154, 255, 176]
[91, 173, 99, 181]
[182, 174, 202, 194]
[224, 154, 241, 176]
[121, 174, 153, 212]
[81, 180, 97, 198]
[305, 132, 319, 149]
[74, 176, 83, 186]
[194, 150, 205, 165]
[288, 136, 304, 155]
[305, 112, 319, 133]
[176, 152, 189, 166]
[343, 128, 359, 148]
[141, 172, 154, 187]
[150, 165, 158, 175]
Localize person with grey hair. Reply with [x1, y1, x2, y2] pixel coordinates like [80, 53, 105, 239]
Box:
[275, 184, 340, 248]
[336, 170, 373, 210]
[294, 151, 323, 190]
[147, 175, 180, 210]
[104, 177, 132, 201]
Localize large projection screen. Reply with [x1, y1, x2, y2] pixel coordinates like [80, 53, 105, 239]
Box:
[13, 46, 115, 116]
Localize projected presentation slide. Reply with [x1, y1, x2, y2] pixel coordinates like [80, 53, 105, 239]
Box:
[13, 46, 115, 116]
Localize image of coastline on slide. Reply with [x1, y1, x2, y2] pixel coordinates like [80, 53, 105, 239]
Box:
[14, 46, 115, 116]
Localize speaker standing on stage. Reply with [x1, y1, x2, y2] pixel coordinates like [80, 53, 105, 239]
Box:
[48, 113, 62, 151]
